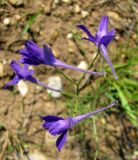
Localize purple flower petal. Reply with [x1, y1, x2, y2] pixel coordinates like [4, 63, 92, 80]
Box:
[107, 29, 116, 36]
[19, 58, 41, 65]
[10, 60, 21, 74]
[48, 119, 70, 135]
[97, 16, 109, 38]
[100, 44, 118, 80]
[100, 29, 115, 46]
[56, 130, 68, 152]
[42, 121, 55, 130]
[43, 45, 56, 65]
[3, 75, 20, 88]
[41, 116, 64, 122]
[100, 35, 114, 47]
[77, 25, 96, 43]
[10, 60, 33, 82]
[19, 41, 46, 65]
[25, 41, 44, 60]
[81, 37, 97, 44]
[19, 48, 28, 56]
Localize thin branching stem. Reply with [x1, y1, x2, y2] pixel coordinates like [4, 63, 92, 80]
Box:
[76, 49, 100, 95]
[55, 68, 77, 85]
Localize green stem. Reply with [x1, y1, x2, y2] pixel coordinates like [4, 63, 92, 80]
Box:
[76, 49, 100, 95]
[55, 69, 77, 85]
[62, 91, 76, 98]
[93, 117, 99, 160]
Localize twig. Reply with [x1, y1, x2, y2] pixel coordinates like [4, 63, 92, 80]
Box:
[0, 131, 9, 159]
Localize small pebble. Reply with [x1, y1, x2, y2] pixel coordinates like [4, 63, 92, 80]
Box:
[21, 32, 29, 40]
[8, 0, 24, 6]
[108, 11, 121, 21]
[17, 80, 28, 97]
[67, 40, 76, 53]
[66, 33, 73, 39]
[29, 151, 47, 160]
[47, 76, 62, 98]
[62, 0, 70, 2]
[107, 11, 122, 29]
[3, 18, 10, 25]
[132, 34, 137, 41]
[15, 14, 21, 21]
[51, 30, 59, 40]
[81, 10, 89, 18]
[28, 65, 34, 70]
[35, 85, 44, 93]
[74, 4, 81, 13]
[53, 49, 60, 57]
[3, 60, 7, 65]
[115, 35, 120, 40]
[54, 0, 59, 4]
[0, 63, 4, 77]
[132, 151, 138, 160]
[77, 61, 88, 70]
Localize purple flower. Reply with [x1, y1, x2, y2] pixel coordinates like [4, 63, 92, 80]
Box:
[19, 40, 105, 76]
[4, 60, 60, 92]
[77, 16, 118, 80]
[41, 101, 117, 151]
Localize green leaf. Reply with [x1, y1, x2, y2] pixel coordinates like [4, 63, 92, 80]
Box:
[22, 12, 41, 33]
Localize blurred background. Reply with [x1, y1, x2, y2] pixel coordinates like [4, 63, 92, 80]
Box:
[0, 0, 138, 159]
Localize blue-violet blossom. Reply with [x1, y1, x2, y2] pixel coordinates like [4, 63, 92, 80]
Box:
[77, 16, 118, 79]
[19, 40, 105, 76]
[4, 60, 60, 91]
[41, 100, 117, 151]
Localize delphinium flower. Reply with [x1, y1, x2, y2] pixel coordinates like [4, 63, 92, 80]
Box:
[77, 16, 118, 80]
[19, 40, 105, 76]
[4, 60, 60, 91]
[41, 100, 117, 151]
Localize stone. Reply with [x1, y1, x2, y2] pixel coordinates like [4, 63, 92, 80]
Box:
[3, 18, 10, 25]
[62, 0, 70, 3]
[51, 30, 59, 41]
[66, 33, 73, 39]
[107, 11, 122, 29]
[35, 85, 44, 93]
[17, 80, 28, 97]
[132, 34, 137, 41]
[52, 48, 60, 58]
[28, 65, 34, 70]
[81, 10, 89, 18]
[74, 4, 81, 13]
[3, 60, 7, 65]
[29, 151, 47, 160]
[77, 61, 88, 70]
[67, 40, 76, 53]
[47, 76, 62, 98]
[54, 0, 59, 4]
[8, 0, 24, 6]
[108, 11, 121, 21]
[0, 63, 4, 77]
[132, 151, 138, 160]
[14, 14, 21, 21]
